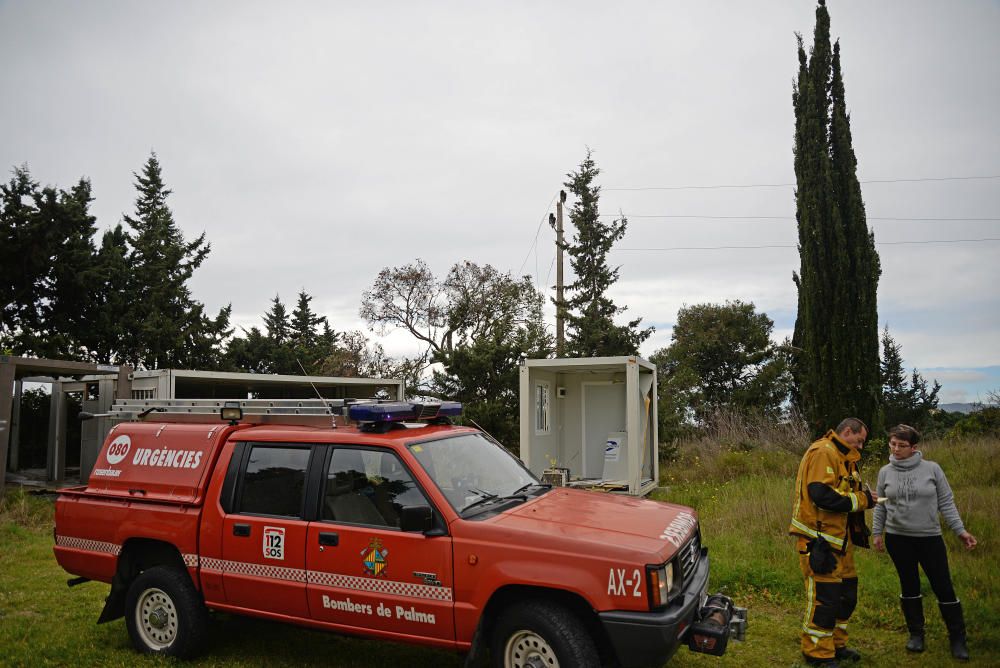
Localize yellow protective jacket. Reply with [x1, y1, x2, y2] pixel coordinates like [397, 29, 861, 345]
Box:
[789, 430, 872, 552]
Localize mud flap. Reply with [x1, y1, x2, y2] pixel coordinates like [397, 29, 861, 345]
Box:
[687, 593, 748, 656]
[97, 573, 128, 624]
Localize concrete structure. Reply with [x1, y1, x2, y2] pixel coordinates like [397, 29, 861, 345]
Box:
[0, 356, 129, 495]
[518, 356, 658, 496]
[2, 358, 404, 492]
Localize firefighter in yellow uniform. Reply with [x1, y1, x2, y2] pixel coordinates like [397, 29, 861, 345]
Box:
[789, 418, 875, 667]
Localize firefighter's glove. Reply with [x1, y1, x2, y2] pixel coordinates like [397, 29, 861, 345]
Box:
[802, 536, 837, 575]
[861, 489, 875, 509]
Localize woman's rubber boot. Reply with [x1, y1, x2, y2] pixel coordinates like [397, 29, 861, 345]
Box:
[938, 600, 969, 661]
[900, 595, 925, 652]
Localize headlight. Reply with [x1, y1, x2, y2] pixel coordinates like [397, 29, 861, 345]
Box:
[649, 562, 674, 608]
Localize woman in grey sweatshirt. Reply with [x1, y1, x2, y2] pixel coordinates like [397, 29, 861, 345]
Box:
[872, 424, 977, 660]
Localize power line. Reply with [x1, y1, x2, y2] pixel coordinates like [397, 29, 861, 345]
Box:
[605, 174, 1000, 192]
[614, 238, 1000, 252]
[599, 214, 1000, 222]
[518, 193, 557, 279]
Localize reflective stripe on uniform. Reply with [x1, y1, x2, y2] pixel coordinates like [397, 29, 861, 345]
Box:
[803, 575, 815, 629]
[802, 625, 833, 638]
[790, 518, 845, 549]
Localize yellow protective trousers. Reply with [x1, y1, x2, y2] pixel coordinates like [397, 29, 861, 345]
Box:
[798, 537, 858, 661]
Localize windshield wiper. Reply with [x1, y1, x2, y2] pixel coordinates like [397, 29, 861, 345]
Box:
[497, 482, 552, 502]
[459, 488, 500, 514]
[509, 482, 547, 496]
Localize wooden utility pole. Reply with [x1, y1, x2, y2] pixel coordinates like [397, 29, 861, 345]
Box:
[553, 190, 567, 356]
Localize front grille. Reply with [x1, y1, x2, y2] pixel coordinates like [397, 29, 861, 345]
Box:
[676, 531, 701, 585]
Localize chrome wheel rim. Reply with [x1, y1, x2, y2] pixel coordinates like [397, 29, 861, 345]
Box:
[504, 629, 558, 668]
[136, 587, 178, 650]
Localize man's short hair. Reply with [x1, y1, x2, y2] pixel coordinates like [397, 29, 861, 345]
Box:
[836, 417, 868, 435]
[888, 424, 921, 446]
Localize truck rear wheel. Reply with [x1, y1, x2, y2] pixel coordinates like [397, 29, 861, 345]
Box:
[125, 566, 209, 658]
[491, 600, 599, 668]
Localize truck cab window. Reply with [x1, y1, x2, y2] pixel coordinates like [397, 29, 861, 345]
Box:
[238, 446, 311, 517]
[323, 448, 426, 528]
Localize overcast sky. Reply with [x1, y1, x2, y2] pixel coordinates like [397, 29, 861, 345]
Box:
[2, 1, 998, 404]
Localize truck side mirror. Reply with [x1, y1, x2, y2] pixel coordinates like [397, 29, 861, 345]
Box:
[399, 505, 434, 533]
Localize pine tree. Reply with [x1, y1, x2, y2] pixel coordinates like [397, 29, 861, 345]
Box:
[46, 179, 103, 358]
[88, 224, 132, 363]
[290, 290, 326, 348]
[791, 1, 881, 434]
[880, 328, 940, 430]
[120, 152, 230, 369]
[290, 290, 338, 372]
[263, 295, 290, 343]
[559, 150, 652, 357]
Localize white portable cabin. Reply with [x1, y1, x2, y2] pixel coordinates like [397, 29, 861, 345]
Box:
[518, 356, 658, 496]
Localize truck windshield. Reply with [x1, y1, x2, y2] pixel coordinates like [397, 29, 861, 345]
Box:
[407, 433, 544, 514]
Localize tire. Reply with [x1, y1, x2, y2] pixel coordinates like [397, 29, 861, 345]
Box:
[490, 600, 600, 668]
[124, 565, 209, 658]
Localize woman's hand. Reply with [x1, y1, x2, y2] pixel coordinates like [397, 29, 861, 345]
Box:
[960, 532, 978, 550]
[873, 534, 885, 552]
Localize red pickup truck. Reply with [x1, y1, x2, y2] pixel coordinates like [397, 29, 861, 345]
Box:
[54, 399, 745, 667]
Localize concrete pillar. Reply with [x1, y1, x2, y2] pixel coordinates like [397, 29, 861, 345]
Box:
[116, 365, 133, 400]
[0, 360, 14, 495]
[79, 377, 117, 480]
[10, 379, 22, 471]
[46, 385, 67, 482]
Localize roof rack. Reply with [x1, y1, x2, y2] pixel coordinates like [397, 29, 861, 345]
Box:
[108, 398, 369, 427]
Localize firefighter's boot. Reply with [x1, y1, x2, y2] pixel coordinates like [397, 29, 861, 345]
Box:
[900, 595, 924, 652]
[834, 646, 860, 662]
[939, 600, 969, 661]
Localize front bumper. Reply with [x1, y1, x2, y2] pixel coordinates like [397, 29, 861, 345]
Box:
[599, 548, 716, 668]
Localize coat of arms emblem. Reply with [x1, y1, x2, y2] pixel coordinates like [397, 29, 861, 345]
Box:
[361, 537, 388, 577]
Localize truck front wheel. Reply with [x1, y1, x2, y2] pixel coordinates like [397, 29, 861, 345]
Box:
[125, 566, 209, 658]
[491, 600, 600, 668]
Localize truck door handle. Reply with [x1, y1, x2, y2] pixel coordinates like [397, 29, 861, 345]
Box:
[233, 523, 251, 537]
[318, 532, 339, 546]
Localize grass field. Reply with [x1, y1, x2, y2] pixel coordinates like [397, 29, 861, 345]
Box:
[2, 435, 997, 667]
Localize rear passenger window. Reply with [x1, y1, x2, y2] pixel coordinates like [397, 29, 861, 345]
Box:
[323, 448, 427, 528]
[239, 446, 311, 517]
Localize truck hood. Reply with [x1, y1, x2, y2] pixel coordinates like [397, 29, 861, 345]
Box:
[491, 487, 698, 561]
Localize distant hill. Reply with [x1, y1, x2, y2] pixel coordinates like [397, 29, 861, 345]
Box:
[939, 403, 978, 414]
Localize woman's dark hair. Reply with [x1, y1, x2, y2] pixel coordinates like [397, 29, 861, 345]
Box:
[888, 424, 921, 446]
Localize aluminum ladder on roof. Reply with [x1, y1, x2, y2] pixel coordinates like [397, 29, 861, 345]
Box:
[107, 398, 363, 427]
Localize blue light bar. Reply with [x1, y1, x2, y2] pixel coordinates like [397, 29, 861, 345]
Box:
[437, 402, 462, 417]
[349, 402, 416, 422]
[348, 401, 464, 423]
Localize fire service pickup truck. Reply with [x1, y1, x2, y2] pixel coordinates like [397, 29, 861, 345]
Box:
[54, 399, 746, 667]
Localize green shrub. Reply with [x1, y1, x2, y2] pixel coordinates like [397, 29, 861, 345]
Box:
[947, 406, 1000, 440]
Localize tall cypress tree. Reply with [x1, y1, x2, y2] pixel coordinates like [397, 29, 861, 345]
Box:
[559, 150, 652, 357]
[792, 0, 881, 434]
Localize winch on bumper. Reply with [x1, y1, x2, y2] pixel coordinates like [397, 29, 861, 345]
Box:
[598, 547, 748, 668]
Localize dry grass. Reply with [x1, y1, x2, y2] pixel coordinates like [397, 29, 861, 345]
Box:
[0, 488, 54, 530]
